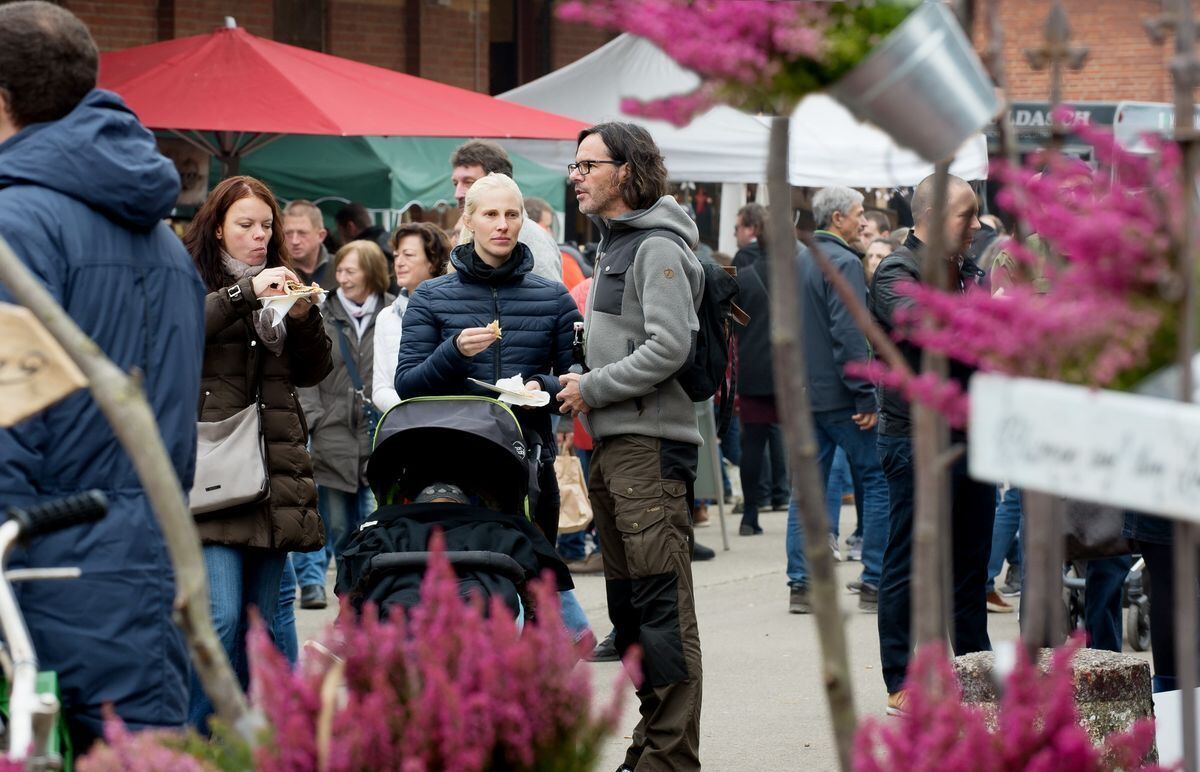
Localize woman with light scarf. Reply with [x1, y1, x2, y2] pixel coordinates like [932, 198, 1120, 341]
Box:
[295, 240, 394, 610]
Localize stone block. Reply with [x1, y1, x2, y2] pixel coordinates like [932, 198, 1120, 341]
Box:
[954, 647, 1155, 755]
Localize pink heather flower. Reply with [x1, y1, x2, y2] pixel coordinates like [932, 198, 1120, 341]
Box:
[80, 532, 625, 770]
[558, 0, 830, 124]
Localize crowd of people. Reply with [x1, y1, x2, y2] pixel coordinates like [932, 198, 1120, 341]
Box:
[1, 3, 1196, 771]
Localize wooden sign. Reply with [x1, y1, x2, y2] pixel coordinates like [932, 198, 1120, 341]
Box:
[968, 373, 1200, 524]
[0, 303, 87, 427]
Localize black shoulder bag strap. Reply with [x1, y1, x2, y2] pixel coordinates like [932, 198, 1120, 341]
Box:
[334, 322, 383, 440]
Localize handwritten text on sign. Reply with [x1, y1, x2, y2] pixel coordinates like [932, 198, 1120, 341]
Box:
[968, 374, 1200, 524]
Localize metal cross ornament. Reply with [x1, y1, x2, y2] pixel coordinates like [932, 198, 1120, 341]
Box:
[1023, 0, 1088, 109]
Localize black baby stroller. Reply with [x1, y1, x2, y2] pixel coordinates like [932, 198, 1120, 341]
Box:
[335, 396, 572, 621]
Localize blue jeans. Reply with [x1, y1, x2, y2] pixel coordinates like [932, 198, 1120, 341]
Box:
[824, 447, 857, 538]
[985, 487, 1023, 592]
[295, 485, 375, 588]
[189, 545, 287, 730]
[787, 410, 890, 587]
[1084, 555, 1134, 652]
[876, 433, 995, 693]
[559, 589, 591, 640]
[273, 555, 298, 664]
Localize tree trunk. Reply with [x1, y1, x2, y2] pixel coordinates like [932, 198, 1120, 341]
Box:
[0, 236, 262, 743]
[764, 115, 857, 770]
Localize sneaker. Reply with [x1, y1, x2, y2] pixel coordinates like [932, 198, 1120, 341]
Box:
[886, 689, 909, 717]
[590, 630, 619, 662]
[986, 591, 1014, 613]
[770, 499, 789, 511]
[845, 534, 863, 562]
[694, 504, 711, 528]
[846, 577, 863, 594]
[858, 583, 878, 613]
[738, 523, 763, 536]
[828, 534, 842, 562]
[693, 542, 716, 561]
[999, 564, 1022, 596]
[789, 585, 812, 614]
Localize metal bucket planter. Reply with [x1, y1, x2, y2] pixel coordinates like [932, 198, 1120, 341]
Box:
[828, 1, 1000, 162]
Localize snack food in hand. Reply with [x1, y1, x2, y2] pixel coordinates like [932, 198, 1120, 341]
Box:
[284, 279, 323, 296]
[486, 320, 503, 339]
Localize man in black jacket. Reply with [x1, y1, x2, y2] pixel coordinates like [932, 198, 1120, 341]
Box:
[787, 187, 890, 615]
[733, 204, 790, 536]
[869, 173, 994, 716]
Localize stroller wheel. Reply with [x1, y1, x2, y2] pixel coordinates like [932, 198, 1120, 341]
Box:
[1126, 600, 1151, 652]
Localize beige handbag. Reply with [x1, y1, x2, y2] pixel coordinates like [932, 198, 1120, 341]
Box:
[555, 454, 592, 534]
[189, 350, 270, 516]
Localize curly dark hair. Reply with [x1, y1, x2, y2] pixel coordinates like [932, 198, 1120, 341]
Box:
[0, 2, 98, 127]
[389, 222, 453, 278]
[183, 176, 292, 292]
[576, 122, 667, 211]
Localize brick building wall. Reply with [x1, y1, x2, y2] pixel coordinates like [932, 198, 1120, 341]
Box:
[326, 0, 406, 73]
[419, 0, 490, 92]
[975, 0, 1185, 103]
[65, 0, 572, 94]
[173, 0, 272, 38]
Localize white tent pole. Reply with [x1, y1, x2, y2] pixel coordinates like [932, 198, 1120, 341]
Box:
[717, 183, 747, 255]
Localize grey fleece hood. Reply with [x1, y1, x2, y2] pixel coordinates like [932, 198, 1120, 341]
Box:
[580, 195, 705, 446]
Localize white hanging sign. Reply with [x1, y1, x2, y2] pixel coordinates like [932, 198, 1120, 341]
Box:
[968, 373, 1200, 523]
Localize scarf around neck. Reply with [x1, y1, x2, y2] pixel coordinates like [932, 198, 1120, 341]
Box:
[220, 252, 287, 356]
[336, 289, 380, 341]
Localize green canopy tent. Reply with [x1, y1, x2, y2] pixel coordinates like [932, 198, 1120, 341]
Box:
[210, 135, 567, 229]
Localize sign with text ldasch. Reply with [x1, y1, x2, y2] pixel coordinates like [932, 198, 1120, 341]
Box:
[969, 374, 1200, 524]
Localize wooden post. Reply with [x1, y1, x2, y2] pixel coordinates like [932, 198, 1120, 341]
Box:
[764, 115, 857, 771]
[1016, 0, 1087, 656]
[0, 236, 262, 744]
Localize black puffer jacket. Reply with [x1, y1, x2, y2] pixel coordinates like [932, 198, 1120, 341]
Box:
[395, 242, 580, 445]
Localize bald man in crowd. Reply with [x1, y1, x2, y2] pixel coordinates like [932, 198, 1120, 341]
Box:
[868, 174, 995, 716]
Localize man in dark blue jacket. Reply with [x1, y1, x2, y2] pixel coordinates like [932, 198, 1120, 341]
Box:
[0, 2, 203, 750]
[787, 187, 891, 616]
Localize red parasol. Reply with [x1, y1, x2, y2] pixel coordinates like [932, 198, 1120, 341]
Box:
[98, 21, 586, 172]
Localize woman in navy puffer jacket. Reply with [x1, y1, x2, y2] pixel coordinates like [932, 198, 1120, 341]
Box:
[395, 173, 580, 541]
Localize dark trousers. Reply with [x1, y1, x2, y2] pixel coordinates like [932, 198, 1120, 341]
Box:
[876, 434, 995, 694]
[591, 434, 701, 772]
[739, 422, 787, 528]
[1136, 539, 1200, 692]
[1083, 555, 1133, 652]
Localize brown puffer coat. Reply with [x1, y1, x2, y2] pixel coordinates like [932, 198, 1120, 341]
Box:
[196, 276, 333, 551]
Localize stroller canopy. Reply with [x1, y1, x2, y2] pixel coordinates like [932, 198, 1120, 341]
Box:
[367, 397, 531, 513]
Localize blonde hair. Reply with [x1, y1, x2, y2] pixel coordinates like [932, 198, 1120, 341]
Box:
[333, 239, 391, 296]
[459, 173, 525, 246]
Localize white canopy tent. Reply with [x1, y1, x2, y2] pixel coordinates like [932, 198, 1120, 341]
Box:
[499, 33, 989, 185]
[499, 34, 989, 250]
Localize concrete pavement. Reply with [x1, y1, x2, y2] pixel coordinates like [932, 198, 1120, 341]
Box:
[294, 504, 1149, 770]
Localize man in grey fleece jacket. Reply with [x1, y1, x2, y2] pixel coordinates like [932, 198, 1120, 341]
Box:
[557, 122, 704, 772]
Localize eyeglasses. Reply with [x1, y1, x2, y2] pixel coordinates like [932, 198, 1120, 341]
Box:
[567, 160, 624, 176]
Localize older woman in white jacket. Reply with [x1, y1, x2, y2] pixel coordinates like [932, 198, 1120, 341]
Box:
[372, 222, 453, 411]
